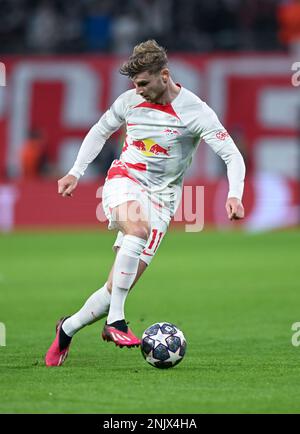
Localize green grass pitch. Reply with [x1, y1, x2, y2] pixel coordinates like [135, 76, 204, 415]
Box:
[0, 228, 300, 414]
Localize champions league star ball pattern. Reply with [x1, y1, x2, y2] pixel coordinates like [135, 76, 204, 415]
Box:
[141, 322, 187, 369]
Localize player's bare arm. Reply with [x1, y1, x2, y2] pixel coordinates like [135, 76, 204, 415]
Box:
[226, 197, 245, 220]
[58, 174, 78, 197]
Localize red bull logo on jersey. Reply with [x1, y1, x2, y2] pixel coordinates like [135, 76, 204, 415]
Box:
[131, 138, 170, 156]
[131, 140, 146, 151]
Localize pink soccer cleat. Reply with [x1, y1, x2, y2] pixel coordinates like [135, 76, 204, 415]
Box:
[102, 323, 141, 348]
[45, 317, 71, 367]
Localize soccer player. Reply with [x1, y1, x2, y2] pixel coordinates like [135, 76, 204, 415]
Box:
[45, 40, 245, 366]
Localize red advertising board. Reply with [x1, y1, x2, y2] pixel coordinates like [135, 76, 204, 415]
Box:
[0, 174, 298, 232]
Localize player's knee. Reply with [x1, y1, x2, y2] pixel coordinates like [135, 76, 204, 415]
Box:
[127, 224, 150, 240]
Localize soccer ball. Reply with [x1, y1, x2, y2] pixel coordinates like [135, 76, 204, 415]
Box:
[141, 322, 187, 369]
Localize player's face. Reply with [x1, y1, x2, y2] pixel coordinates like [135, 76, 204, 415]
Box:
[132, 70, 169, 103]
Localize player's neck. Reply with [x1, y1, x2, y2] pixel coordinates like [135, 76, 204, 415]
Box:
[155, 80, 180, 105]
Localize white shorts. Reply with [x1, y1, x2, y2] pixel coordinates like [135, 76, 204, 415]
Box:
[102, 176, 170, 265]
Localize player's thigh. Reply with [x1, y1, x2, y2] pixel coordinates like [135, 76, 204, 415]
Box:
[113, 200, 150, 240]
[102, 177, 150, 238]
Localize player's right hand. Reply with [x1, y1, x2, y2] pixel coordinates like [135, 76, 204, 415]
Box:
[58, 174, 78, 197]
[226, 197, 245, 220]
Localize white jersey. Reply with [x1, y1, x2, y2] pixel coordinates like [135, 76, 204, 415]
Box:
[69, 86, 245, 213]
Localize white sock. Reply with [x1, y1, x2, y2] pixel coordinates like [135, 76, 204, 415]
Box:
[62, 283, 111, 337]
[107, 235, 146, 324]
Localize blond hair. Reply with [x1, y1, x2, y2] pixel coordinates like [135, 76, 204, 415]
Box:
[119, 40, 168, 78]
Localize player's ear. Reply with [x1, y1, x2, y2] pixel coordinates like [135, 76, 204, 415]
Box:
[161, 68, 169, 83]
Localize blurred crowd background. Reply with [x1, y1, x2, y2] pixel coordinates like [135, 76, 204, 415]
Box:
[0, 0, 296, 55]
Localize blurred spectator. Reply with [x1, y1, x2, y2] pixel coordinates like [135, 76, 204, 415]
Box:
[0, 0, 282, 54]
[111, 5, 140, 55]
[83, 0, 113, 51]
[20, 129, 48, 179]
[252, 0, 278, 50]
[278, 0, 300, 56]
[58, 1, 84, 52]
[26, 0, 62, 53]
[172, 0, 212, 51]
[0, 0, 27, 53]
[132, 0, 172, 43]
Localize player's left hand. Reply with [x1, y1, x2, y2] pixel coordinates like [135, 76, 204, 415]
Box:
[226, 197, 245, 220]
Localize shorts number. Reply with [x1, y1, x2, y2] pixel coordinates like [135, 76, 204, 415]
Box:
[148, 229, 163, 253]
